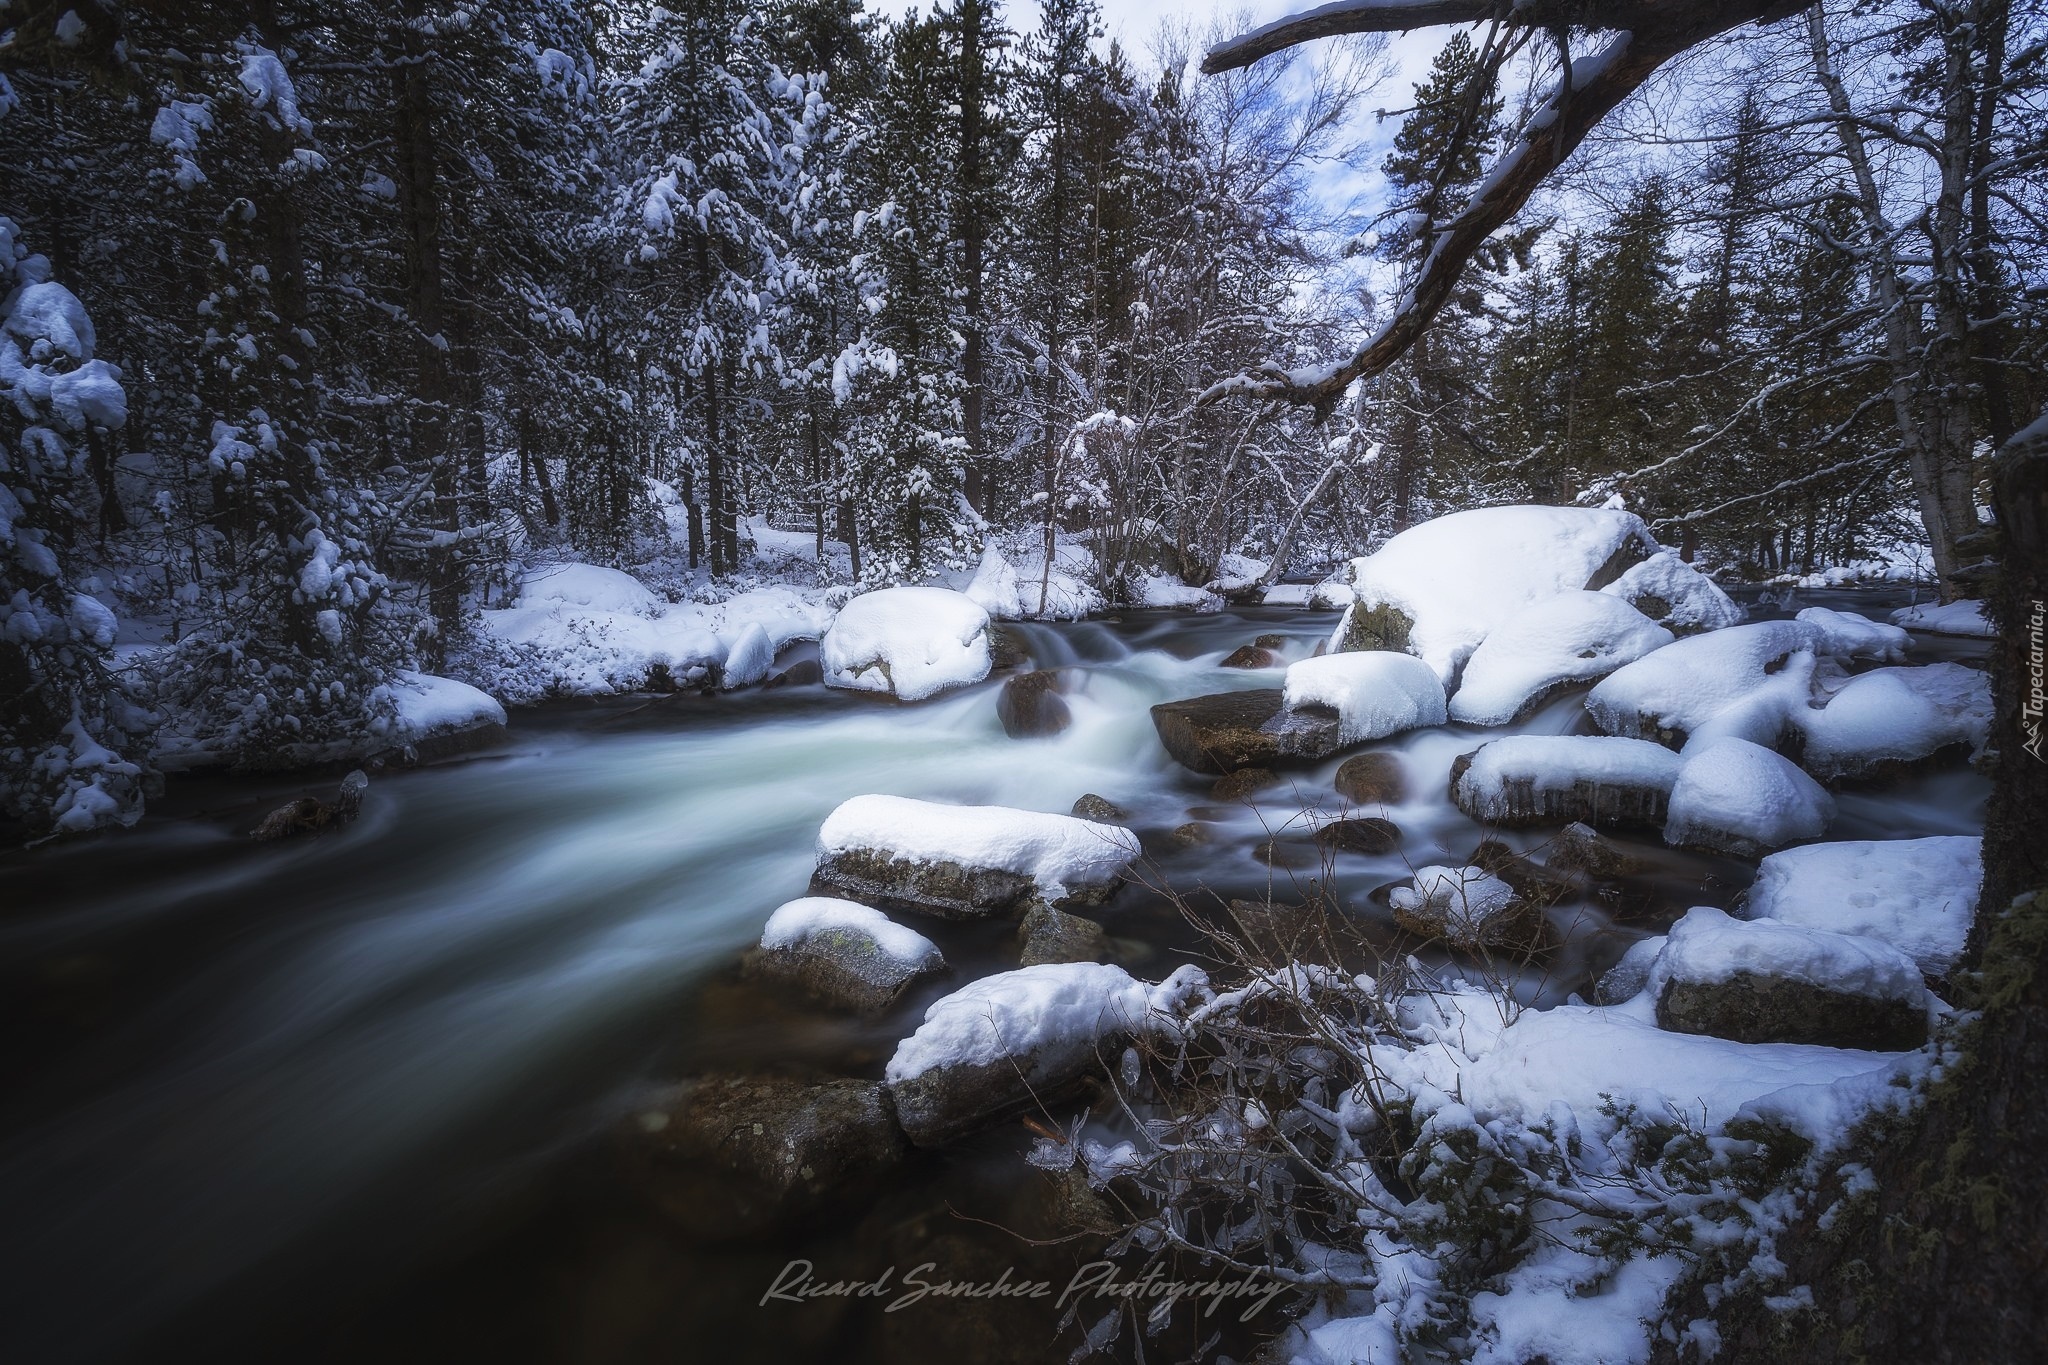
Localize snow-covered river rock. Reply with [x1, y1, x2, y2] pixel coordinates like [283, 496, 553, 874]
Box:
[0, 591, 1988, 1362]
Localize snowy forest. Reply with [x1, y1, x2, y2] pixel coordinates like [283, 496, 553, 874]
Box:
[4, 0, 2048, 1362]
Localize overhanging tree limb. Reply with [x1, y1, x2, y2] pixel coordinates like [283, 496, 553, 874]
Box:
[1198, 0, 1802, 413]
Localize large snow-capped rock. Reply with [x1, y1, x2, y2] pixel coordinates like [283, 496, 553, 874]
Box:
[1586, 619, 1828, 749]
[373, 670, 508, 762]
[1794, 606, 1908, 664]
[1662, 738, 1835, 858]
[963, 543, 1104, 620]
[1791, 663, 1991, 781]
[1447, 591, 1673, 726]
[1650, 906, 1929, 1050]
[1597, 551, 1744, 633]
[1450, 735, 1684, 831]
[745, 897, 947, 1016]
[1744, 836, 1981, 978]
[820, 586, 992, 701]
[1326, 505, 1658, 683]
[885, 963, 1208, 1146]
[811, 795, 1139, 919]
[1281, 650, 1447, 745]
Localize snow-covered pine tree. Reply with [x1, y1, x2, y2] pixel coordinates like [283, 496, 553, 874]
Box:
[612, 0, 820, 573]
[0, 218, 150, 835]
[144, 24, 401, 768]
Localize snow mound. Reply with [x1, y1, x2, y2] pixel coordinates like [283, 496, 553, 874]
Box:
[1744, 837, 1981, 977]
[1792, 663, 1991, 779]
[1282, 650, 1447, 745]
[1448, 591, 1672, 726]
[1652, 906, 1925, 1005]
[1795, 606, 1908, 662]
[1131, 571, 1223, 612]
[760, 896, 943, 971]
[1207, 553, 1269, 593]
[1890, 599, 1995, 637]
[1259, 583, 1313, 606]
[381, 670, 506, 740]
[820, 586, 991, 701]
[1586, 619, 1826, 747]
[1663, 738, 1834, 856]
[477, 567, 831, 699]
[719, 620, 776, 689]
[817, 795, 1139, 900]
[885, 962, 1199, 1085]
[1331, 505, 1657, 682]
[516, 563, 661, 613]
[1598, 550, 1744, 632]
[965, 543, 1104, 620]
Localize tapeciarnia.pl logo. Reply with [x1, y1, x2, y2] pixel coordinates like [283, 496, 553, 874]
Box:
[2026, 599, 2046, 763]
[759, 1258, 1292, 1324]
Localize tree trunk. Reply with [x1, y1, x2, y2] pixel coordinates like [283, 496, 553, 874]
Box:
[958, 0, 988, 515]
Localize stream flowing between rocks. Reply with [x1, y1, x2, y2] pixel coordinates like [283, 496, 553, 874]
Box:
[0, 592, 1988, 1365]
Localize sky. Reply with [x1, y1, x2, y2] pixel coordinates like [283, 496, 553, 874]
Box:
[864, 0, 1457, 240]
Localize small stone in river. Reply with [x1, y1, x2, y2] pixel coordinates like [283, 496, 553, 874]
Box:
[1219, 645, 1277, 669]
[1546, 821, 1651, 878]
[1334, 752, 1406, 807]
[1169, 822, 1211, 848]
[1254, 836, 1318, 869]
[765, 659, 823, 689]
[1254, 634, 1286, 650]
[997, 669, 1071, 739]
[250, 769, 368, 841]
[1212, 767, 1281, 800]
[1017, 904, 1109, 966]
[1071, 793, 1129, 822]
[1314, 817, 1401, 856]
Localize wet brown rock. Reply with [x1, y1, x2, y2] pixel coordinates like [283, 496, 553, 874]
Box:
[1211, 767, 1281, 800]
[620, 1075, 907, 1238]
[1333, 752, 1407, 807]
[1150, 689, 1342, 775]
[1070, 793, 1129, 822]
[998, 669, 1072, 738]
[1254, 634, 1286, 650]
[1315, 817, 1401, 856]
[1219, 645, 1278, 669]
[1018, 904, 1109, 966]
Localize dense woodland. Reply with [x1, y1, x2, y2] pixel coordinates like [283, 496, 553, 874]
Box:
[1, 0, 2043, 842]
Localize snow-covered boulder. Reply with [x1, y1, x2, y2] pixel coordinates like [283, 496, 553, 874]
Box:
[1327, 505, 1658, 682]
[820, 586, 992, 701]
[1744, 836, 1981, 979]
[1890, 598, 1995, 638]
[811, 795, 1139, 919]
[1586, 619, 1826, 749]
[376, 670, 508, 761]
[1597, 551, 1744, 633]
[720, 621, 776, 689]
[1390, 865, 1531, 949]
[1450, 736, 1683, 831]
[1150, 689, 1341, 775]
[1791, 663, 1991, 781]
[1447, 592, 1673, 726]
[884, 963, 1208, 1146]
[1795, 606, 1908, 663]
[1662, 738, 1835, 858]
[1132, 571, 1223, 612]
[745, 897, 947, 1016]
[518, 562, 661, 613]
[1282, 651, 1447, 745]
[1650, 907, 1928, 1050]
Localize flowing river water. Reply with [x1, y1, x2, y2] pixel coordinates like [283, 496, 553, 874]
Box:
[0, 593, 1989, 1364]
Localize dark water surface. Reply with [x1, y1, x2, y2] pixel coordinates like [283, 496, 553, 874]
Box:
[0, 592, 1986, 1363]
